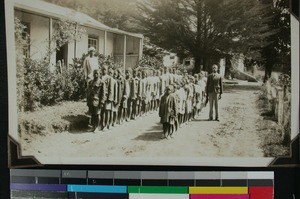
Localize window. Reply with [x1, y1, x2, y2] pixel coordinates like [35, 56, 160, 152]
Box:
[21, 22, 30, 58]
[88, 36, 98, 51]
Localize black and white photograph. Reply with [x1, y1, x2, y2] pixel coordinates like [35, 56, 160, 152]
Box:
[5, 0, 299, 166]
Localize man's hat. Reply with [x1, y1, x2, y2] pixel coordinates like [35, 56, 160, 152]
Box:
[88, 47, 96, 52]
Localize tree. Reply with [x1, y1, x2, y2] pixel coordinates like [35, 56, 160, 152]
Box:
[261, 0, 291, 81]
[136, 0, 276, 73]
[135, 37, 168, 70]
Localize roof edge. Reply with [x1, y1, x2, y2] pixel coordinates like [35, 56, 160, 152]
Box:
[13, 0, 143, 39]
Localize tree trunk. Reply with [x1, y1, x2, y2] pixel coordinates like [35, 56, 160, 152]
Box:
[263, 50, 274, 82]
[193, 55, 202, 74]
[264, 63, 273, 82]
[262, 45, 275, 82]
[203, 56, 209, 72]
[225, 56, 232, 78]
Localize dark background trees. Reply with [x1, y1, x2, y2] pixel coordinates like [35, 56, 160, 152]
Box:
[43, 0, 291, 78]
[261, 0, 291, 81]
[136, 0, 285, 74]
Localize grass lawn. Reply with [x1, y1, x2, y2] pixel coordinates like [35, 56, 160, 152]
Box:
[18, 101, 89, 136]
[256, 90, 290, 157]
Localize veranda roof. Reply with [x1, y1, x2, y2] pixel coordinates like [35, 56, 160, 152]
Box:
[14, 0, 143, 39]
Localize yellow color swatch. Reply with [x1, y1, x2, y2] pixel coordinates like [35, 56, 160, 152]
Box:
[189, 187, 248, 194]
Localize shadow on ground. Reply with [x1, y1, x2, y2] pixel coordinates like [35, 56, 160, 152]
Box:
[193, 118, 211, 122]
[260, 111, 277, 122]
[133, 123, 162, 141]
[62, 114, 90, 134]
[223, 82, 262, 90]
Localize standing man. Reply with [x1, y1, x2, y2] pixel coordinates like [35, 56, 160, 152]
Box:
[206, 64, 223, 121]
[83, 47, 99, 88]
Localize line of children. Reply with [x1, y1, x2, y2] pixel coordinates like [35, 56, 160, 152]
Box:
[87, 66, 207, 136]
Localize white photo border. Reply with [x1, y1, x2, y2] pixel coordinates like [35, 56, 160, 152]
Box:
[5, 0, 299, 167]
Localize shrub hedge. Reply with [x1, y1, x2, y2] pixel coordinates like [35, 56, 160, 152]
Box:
[19, 53, 120, 112]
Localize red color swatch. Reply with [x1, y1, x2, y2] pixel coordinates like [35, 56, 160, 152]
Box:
[249, 186, 274, 199]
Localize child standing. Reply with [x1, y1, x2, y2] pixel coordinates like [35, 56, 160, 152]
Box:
[87, 69, 106, 132]
[159, 85, 178, 139]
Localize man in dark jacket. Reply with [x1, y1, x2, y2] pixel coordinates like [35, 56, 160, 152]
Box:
[206, 64, 223, 121]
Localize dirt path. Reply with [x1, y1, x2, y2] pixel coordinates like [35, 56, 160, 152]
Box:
[21, 85, 264, 161]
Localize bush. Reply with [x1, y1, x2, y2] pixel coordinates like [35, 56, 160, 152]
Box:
[19, 53, 126, 112]
[21, 57, 86, 111]
[23, 58, 54, 111]
[67, 56, 87, 101]
[15, 17, 29, 112]
[15, 16, 89, 111]
[15, 15, 140, 112]
[136, 54, 164, 70]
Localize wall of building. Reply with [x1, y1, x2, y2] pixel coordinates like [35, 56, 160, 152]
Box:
[98, 32, 105, 55]
[76, 26, 105, 57]
[106, 32, 114, 57]
[76, 33, 88, 58]
[67, 42, 75, 65]
[113, 34, 125, 65]
[126, 36, 140, 55]
[15, 10, 50, 61]
[125, 36, 140, 68]
[113, 34, 125, 55]
[15, 10, 142, 69]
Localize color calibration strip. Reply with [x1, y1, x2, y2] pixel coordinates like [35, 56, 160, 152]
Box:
[10, 170, 274, 199]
